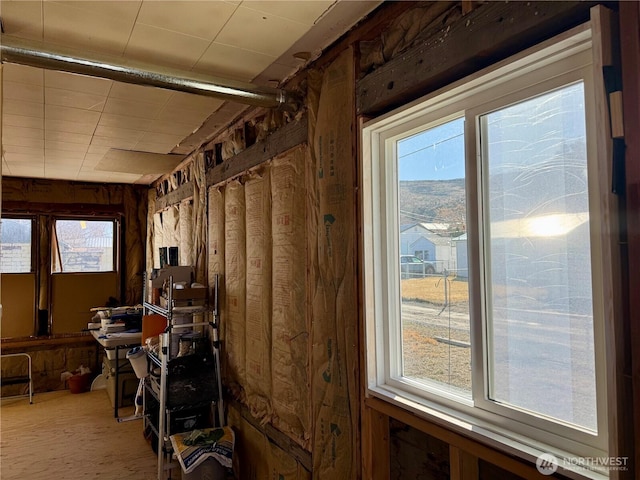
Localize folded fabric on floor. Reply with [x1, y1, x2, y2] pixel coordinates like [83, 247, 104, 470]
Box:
[170, 426, 234, 474]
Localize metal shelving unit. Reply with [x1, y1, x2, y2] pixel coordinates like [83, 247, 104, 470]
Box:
[142, 272, 221, 480]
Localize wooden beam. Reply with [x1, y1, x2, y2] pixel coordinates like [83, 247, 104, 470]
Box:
[365, 397, 545, 480]
[356, 1, 594, 115]
[206, 116, 308, 187]
[232, 399, 312, 472]
[450, 446, 479, 480]
[620, 1, 640, 477]
[154, 181, 193, 211]
[362, 407, 389, 480]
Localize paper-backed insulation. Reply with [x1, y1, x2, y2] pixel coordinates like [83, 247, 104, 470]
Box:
[123, 187, 146, 304]
[153, 212, 163, 269]
[271, 147, 310, 448]
[244, 170, 272, 421]
[227, 404, 310, 480]
[309, 49, 358, 479]
[162, 205, 180, 254]
[224, 180, 246, 396]
[179, 201, 193, 266]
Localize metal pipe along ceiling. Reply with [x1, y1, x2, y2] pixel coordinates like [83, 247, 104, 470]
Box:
[0, 35, 299, 111]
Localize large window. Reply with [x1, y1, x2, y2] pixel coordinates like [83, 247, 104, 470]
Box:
[0, 217, 33, 273]
[362, 26, 613, 473]
[52, 219, 116, 273]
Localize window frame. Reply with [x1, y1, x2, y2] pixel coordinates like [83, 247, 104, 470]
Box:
[362, 23, 614, 475]
[0, 215, 37, 274]
[51, 216, 120, 274]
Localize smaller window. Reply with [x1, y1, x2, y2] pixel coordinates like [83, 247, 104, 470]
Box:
[52, 219, 116, 273]
[0, 218, 33, 273]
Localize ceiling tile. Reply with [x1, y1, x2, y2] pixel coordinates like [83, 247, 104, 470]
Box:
[132, 141, 173, 154]
[2, 64, 44, 86]
[44, 140, 88, 153]
[2, 99, 44, 118]
[1, 1, 44, 41]
[94, 125, 145, 143]
[155, 106, 211, 126]
[3, 125, 44, 141]
[45, 156, 83, 167]
[4, 152, 45, 164]
[194, 43, 275, 82]
[97, 113, 150, 131]
[81, 153, 107, 167]
[87, 145, 113, 156]
[3, 81, 45, 103]
[162, 93, 223, 114]
[215, 6, 310, 58]
[45, 88, 107, 111]
[2, 145, 45, 156]
[136, 132, 184, 149]
[136, 0, 237, 41]
[45, 105, 101, 125]
[45, 149, 87, 161]
[125, 24, 211, 70]
[2, 136, 45, 149]
[45, 130, 92, 146]
[3, 114, 45, 130]
[242, 1, 333, 25]
[95, 149, 184, 174]
[45, 117, 98, 136]
[90, 136, 138, 150]
[43, 1, 138, 55]
[108, 83, 173, 105]
[250, 61, 297, 87]
[7, 165, 46, 178]
[147, 120, 197, 137]
[44, 70, 113, 96]
[102, 97, 164, 119]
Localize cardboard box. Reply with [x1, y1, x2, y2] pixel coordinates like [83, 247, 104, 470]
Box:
[150, 266, 193, 288]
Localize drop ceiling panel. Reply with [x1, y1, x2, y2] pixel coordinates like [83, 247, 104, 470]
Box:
[125, 24, 211, 70]
[162, 93, 223, 114]
[44, 140, 88, 153]
[3, 125, 43, 141]
[45, 117, 98, 136]
[45, 105, 101, 125]
[195, 43, 276, 82]
[44, 88, 107, 111]
[3, 81, 45, 103]
[147, 120, 196, 137]
[3, 99, 44, 118]
[4, 114, 45, 130]
[97, 113, 150, 131]
[8, 166, 46, 178]
[44, 70, 113, 96]
[2, 145, 45, 156]
[5, 153, 44, 164]
[45, 149, 86, 161]
[93, 125, 144, 143]
[44, 130, 92, 146]
[3, 136, 45, 149]
[3, 63, 44, 85]
[102, 97, 164, 119]
[243, 1, 333, 25]
[95, 149, 184, 174]
[90, 136, 138, 150]
[136, 1, 237, 42]
[42, 1, 137, 55]
[0, 1, 43, 42]
[108, 83, 173, 105]
[215, 6, 311, 58]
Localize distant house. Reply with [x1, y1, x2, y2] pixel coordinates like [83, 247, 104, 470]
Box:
[400, 223, 457, 273]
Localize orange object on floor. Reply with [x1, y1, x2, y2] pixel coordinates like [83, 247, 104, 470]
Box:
[141, 314, 166, 344]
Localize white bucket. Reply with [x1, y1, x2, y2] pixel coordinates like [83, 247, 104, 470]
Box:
[126, 346, 148, 378]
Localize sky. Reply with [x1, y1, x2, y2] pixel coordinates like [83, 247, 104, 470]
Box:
[398, 117, 465, 181]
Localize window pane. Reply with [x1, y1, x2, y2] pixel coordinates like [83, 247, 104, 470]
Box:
[53, 220, 114, 273]
[482, 83, 597, 430]
[1, 218, 32, 273]
[398, 117, 471, 397]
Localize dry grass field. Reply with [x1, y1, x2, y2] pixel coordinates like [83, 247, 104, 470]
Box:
[400, 275, 471, 391]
